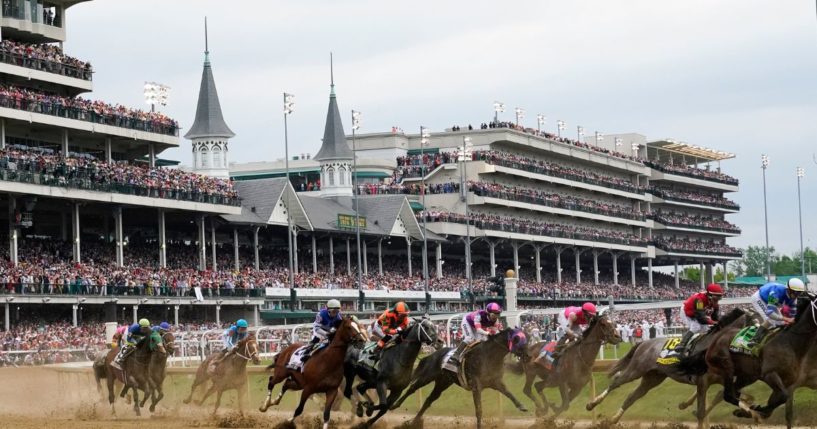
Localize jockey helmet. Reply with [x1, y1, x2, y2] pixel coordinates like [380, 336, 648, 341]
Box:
[486, 302, 502, 314]
[394, 302, 410, 315]
[788, 278, 806, 292]
[327, 299, 341, 310]
[159, 322, 171, 330]
[236, 319, 249, 328]
[706, 283, 724, 296]
[581, 302, 597, 316]
[138, 318, 150, 328]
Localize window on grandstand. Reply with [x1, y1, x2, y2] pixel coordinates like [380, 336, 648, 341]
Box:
[328, 168, 335, 186]
[213, 147, 222, 168]
[201, 147, 209, 168]
[339, 167, 346, 185]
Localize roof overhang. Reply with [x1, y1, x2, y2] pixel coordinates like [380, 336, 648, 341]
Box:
[647, 139, 735, 162]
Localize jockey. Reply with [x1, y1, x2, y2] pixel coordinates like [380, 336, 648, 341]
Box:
[748, 278, 805, 347]
[449, 302, 503, 366]
[209, 319, 249, 372]
[302, 299, 342, 363]
[111, 318, 151, 370]
[153, 321, 172, 334]
[111, 324, 128, 349]
[552, 303, 596, 360]
[371, 302, 411, 361]
[674, 283, 723, 355]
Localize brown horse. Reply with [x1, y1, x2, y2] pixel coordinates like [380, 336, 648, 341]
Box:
[521, 314, 621, 416]
[259, 316, 367, 429]
[183, 332, 260, 414]
[144, 330, 175, 412]
[93, 336, 160, 416]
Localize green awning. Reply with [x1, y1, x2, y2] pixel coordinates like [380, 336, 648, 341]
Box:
[726, 276, 809, 286]
[409, 201, 424, 211]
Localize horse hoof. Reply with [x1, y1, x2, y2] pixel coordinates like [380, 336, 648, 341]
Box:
[149, 405, 156, 413]
[586, 402, 595, 411]
[518, 406, 529, 413]
[356, 403, 364, 418]
[182, 399, 191, 405]
[734, 409, 752, 418]
[365, 406, 374, 417]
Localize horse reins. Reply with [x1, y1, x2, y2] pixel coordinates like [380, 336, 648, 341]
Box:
[234, 339, 258, 361]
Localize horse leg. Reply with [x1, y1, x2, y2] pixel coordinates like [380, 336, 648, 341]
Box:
[369, 380, 389, 416]
[196, 383, 218, 407]
[183, 372, 205, 404]
[238, 382, 248, 413]
[522, 370, 545, 415]
[356, 380, 377, 417]
[534, 379, 552, 412]
[588, 366, 640, 411]
[322, 387, 338, 429]
[212, 389, 224, 415]
[471, 381, 484, 429]
[785, 393, 794, 429]
[392, 373, 433, 411]
[106, 373, 116, 416]
[412, 378, 453, 425]
[130, 382, 141, 417]
[488, 381, 528, 412]
[260, 374, 286, 412]
[290, 387, 313, 424]
[751, 372, 790, 419]
[367, 388, 405, 427]
[609, 372, 665, 423]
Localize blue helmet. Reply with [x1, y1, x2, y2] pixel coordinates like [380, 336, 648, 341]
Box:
[159, 322, 171, 330]
[236, 319, 249, 328]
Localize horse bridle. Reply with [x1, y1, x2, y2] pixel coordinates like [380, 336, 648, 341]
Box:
[403, 320, 435, 345]
[234, 338, 259, 361]
[162, 332, 175, 354]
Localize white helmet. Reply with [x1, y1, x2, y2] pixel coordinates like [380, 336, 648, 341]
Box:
[327, 299, 341, 309]
[787, 278, 806, 292]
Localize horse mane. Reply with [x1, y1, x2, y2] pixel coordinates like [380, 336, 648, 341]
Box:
[794, 295, 812, 323]
[583, 314, 602, 339]
[710, 307, 746, 333]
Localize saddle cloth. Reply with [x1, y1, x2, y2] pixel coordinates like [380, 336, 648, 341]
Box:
[655, 334, 701, 366]
[357, 341, 380, 370]
[535, 341, 558, 370]
[286, 346, 308, 371]
[729, 325, 778, 356]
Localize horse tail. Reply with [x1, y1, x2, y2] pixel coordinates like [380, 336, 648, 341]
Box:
[92, 357, 107, 390]
[266, 352, 281, 371]
[608, 341, 640, 377]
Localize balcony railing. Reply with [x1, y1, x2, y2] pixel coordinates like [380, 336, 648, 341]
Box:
[0, 49, 92, 81]
[1, 283, 264, 298]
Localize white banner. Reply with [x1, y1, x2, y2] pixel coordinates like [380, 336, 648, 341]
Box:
[265, 287, 461, 300]
[194, 287, 204, 301]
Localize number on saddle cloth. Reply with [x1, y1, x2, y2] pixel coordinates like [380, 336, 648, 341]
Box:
[656, 337, 683, 365]
[729, 325, 761, 355]
[357, 341, 379, 368]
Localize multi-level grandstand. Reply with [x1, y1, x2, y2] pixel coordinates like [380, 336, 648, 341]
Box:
[0, 2, 744, 335]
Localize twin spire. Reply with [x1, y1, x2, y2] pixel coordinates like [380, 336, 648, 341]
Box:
[184, 17, 234, 140]
[314, 52, 353, 162]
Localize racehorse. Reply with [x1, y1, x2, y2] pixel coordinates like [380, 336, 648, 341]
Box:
[93, 334, 161, 416]
[259, 316, 367, 429]
[183, 332, 260, 414]
[720, 294, 817, 428]
[145, 330, 175, 412]
[521, 313, 621, 416]
[585, 308, 749, 424]
[391, 327, 529, 429]
[343, 317, 441, 427]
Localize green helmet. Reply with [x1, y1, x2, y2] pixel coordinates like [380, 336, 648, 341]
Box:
[138, 318, 150, 328]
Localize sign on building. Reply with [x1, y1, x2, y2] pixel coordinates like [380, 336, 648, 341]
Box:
[337, 214, 366, 230]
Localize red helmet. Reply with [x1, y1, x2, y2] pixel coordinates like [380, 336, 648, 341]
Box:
[706, 284, 724, 296]
[581, 302, 597, 316]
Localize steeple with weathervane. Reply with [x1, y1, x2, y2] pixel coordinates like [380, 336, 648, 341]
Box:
[185, 17, 234, 179]
[314, 54, 354, 198]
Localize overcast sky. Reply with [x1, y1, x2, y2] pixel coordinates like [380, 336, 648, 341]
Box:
[66, 1, 816, 255]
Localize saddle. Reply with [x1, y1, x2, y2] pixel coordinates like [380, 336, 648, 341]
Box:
[286, 346, 309, 372]
[533, 341, 558, 370]
[656, 334, 703, 366]
[441, 341, 481, 388]
[729, 325, 780, 356]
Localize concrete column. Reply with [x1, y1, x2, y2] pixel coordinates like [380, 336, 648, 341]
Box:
[512, 242, 520, 277]
[488, 241, 497, 277]
[7, 195, 17, 266]
[575, 250, 582, 284]
[674, 260, 680, 289]
[61, 129, 69, 155]
[534, 246, 542, 283]
[648, 258, 654, 288]
[363, 240, 368, 275]
[254, 305, 260, 327]
[312, 235, 317, 274]
[233, 228, 240, 271]
[346, 238, 351, 276]
[329, 237, 334, 274]
[292, 229, 299, 274]
[436, 242, 442, 279]
[132, 305, 138, 324]
[378, 239, 384, 275]
[0, 118, 5, 149]
[4, 302, 9, 332]
[407, 240, 413, 277]
[709, 263, 716, 284]
[504, 276, 519, 326]
[556, 247, 563, 284]
[723, 262, 729, 289]
[630, 256, 636, 287]
[700, 262, 706, 289]
[210, 221, 217, 271]
[72, 304, 78, 327]
[104, 137, 112, 162]
[593, 250, 599, 286]
[173, 305, 179, 326]
[198, 215, 206, 271]
[158, 209, 167, 268]
[253, 227, 260, 270]
[612, 253, 619, 286]
[113, 206, 123, 267]
[216, 305, 221, 326]
[149, 144, 156, 168]
[72, 202, 81, 263]
[60, 211, 68, 241]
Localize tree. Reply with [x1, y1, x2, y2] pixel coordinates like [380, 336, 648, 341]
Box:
[714, 266, 736, 283]
[774, 256, 799, 276]
[682, 266, 701, 282]
[739, 245, 777, 277]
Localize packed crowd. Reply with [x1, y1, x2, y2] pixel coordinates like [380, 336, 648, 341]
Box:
[418, 210, 649, 246]
[0, 321, 104, 366]
[0, 40, 92, 80]
[653, 237, 742, 257]
[395, 150, 646, 194]
[649, 186, 740, 210]
[651, 210, 740, 233]
[0, 84, 178, 136]
[646, 161, 738, 186]
[0, 145, 239, 205]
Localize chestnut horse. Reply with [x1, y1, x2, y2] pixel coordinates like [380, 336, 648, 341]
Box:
[259, 316, 367, 429]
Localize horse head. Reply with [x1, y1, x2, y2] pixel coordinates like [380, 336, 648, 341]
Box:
[235, 332, 260, 364]
[489, 327, 527, 358]
[336, 315, 368, 345]
[161, 331, 176, 356]
[588, 313, 622, 345]
[410, 317, 441, 349]
[789, 293, 817, 334]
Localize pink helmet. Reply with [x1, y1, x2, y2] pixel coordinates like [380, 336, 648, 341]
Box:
[486, 302, 502, 314]
[581, 302, 597, 316]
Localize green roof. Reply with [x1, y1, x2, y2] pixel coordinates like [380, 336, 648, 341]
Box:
[727, 276, 810, 286]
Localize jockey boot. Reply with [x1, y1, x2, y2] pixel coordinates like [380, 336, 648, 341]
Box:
[674, 331, 694, 356]
[448, 342, 467, 367]
[747, 325, 768, 349]
[371, 346, 384, 363]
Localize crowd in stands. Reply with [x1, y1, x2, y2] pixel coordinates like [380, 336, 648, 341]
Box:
[649, 186, 739, 210]
[0, 40, 92, 80]
[0, 145, 239, 205]
[418, 210, 649, 246]
[396, 150, 646, 194]
[646, 161, 738, 185]
[0, 321, 104, 366]
[654, 237, 742, 257]
[651, 210, 740, 233]
[0, 84, 178, 136]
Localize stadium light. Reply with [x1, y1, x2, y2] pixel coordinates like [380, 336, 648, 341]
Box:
[420, 126, 432, 312]
[514, 107, 525, 127]
[352, 109, 363, 304]
[536, 114, 546, 133]
[595, 131, 604, 146]
[557, 120, 566, 137]
[615, 137, 623, 150]
[283, 92, 295, 289]
[797, 167, 805, 278]
[493, 101, 505, 123]
[577, 126, 585, 142]
[761, 154, 771, 282]
[631, 142, 639, 156]
[144, 82, 170, 113]
[459, 136, 474, 308]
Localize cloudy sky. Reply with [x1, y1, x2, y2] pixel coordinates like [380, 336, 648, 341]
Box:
[67, 1, 816, 255]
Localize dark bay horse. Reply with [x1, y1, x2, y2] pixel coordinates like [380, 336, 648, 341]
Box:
[259, 316, 367, 429]
[93, 334, 162, 416]
[520, 314, 621, 416]
[585, 307, 748, 424]
[183, 332, 260, 414]
[343, 317, 440, 427]
[145, 330, 175, 412]
[391, 327, 529, 429]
